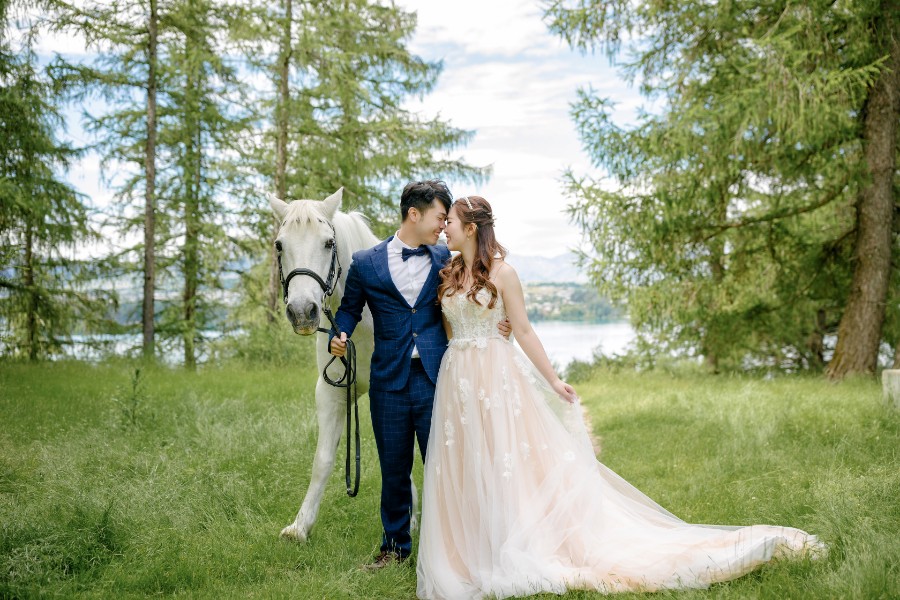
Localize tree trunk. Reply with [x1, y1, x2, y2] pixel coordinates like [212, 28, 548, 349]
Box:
[268, 0, 292, 323]
[702, 188, 728, 374]
[183, 181, 199, 370]
[142, 0, 158, 360]
[807, 308, 827, 369]
[183, 138, 200, 371]
[826, 19, 900, 379]
[704, 250, 723, 374]
[267, 220, 281, 321]
[183, 58, 201, 371]
[24, 222, 37, 361]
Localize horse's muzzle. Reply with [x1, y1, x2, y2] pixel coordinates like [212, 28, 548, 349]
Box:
[286, 301, 320, 335]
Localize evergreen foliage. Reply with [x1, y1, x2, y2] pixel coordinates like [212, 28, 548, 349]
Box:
[545, 0, 899, 373]
[0, 2, 113, 359]
[230, 0, 488, 323]
[45, 0, 256, 366]
[32, 0, 484, 365]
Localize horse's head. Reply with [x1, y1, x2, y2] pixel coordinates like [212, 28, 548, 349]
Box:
[269, 188, 344, 335]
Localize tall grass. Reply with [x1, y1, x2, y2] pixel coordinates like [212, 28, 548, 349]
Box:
[1, 361, 897, 598]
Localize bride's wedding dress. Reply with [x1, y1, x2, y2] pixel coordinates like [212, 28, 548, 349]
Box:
[416, 290, 823, 600]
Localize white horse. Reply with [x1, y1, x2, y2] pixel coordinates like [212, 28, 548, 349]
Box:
[269, 188, 418, 542]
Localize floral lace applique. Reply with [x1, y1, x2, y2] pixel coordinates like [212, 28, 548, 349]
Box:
[444, 420, 455, 447]
[478, 388, 491, 411]
[501, 365, 510, 392]
[456, 378, 472, 423]
[457, 378, 472, 407]
[521, 441, 531, 460]
[502, 452, 513, 481]
[512, 384, 522, 417]
[514, 355, 537, 384]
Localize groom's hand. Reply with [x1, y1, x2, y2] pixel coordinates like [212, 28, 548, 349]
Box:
[497, 318, 512, 340]
[330, 332, 348, 357]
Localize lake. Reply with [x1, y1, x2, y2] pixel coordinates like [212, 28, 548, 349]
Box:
[528, 321, 636, 368]
[58, 322, 637, 369]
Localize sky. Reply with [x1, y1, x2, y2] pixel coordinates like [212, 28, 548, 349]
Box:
[38, 1, 644, 260]
[395, 0, 642, 257]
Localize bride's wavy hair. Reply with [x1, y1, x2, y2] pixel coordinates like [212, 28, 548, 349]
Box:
[438, 196, 507, 308]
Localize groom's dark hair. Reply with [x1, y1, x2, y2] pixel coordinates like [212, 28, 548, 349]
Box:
[400, 179, 452, 221]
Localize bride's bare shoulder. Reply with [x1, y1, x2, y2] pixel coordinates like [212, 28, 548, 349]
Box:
[493, 261, 521, 288]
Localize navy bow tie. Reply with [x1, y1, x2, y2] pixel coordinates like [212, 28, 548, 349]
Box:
[401, 246, 428, 261]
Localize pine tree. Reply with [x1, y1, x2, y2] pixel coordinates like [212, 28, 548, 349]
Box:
[0, 2, 111, 359]
[46, 0, 168, 359]
[47, 0, 252, 367]
[546, 0, 897, 374]
[233, 0, 488, 322]
[143, 0, 158, 359]
[825, 2, 900, 378]
[157, 0, 253, 368]
[38, 0, 488, 363]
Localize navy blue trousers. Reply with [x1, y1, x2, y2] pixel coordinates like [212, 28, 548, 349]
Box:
[369, 358, 435, 557]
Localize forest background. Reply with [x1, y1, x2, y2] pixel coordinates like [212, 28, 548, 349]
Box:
[3, 0, 898, 378]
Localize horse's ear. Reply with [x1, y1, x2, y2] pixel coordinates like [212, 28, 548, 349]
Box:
[322, 187, 343, 219]
[268, 192, 289, 220]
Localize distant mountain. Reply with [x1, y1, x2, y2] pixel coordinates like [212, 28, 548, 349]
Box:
[505, 252, 589, 283]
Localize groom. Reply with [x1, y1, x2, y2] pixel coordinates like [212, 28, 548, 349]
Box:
[329, 180, 507, 569]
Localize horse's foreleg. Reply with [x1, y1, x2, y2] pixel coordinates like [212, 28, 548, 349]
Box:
[280, 378, 344, 542]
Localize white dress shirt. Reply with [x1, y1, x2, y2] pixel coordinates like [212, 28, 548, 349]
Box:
[388, 232, 431, 358]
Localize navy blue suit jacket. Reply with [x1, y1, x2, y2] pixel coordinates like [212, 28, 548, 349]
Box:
[331, 238, 450, 392]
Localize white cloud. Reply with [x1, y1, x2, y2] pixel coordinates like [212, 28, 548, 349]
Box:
[34, 29, 95, 57]
[402, 0, 554, 59]
[397, 1, 643, 256]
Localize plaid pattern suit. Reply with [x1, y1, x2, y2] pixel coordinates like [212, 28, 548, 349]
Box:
[330, 237, 450, 557]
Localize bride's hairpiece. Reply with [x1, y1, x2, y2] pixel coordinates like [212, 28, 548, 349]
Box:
[459, 195, 495, 227]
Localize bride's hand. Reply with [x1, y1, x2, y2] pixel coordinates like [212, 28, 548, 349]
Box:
[552, 380, 578, 404]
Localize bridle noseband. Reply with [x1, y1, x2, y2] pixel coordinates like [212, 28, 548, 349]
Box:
[275, 220, 360, 498]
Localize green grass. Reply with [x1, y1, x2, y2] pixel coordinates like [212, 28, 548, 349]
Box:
[1, 361, 898, 599]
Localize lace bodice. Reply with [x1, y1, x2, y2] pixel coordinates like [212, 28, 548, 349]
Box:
[441, 288, 506, 343]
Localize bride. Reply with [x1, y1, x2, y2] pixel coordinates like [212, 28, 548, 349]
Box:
[415, 196, 824, 600]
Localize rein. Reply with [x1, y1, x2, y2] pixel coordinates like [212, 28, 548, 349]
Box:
[276, 222, 361, 498]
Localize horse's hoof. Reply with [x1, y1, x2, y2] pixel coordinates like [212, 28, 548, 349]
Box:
[280, 523, 308, 542]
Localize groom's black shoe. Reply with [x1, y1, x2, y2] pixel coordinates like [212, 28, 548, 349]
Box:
[361, 550, 406, 571]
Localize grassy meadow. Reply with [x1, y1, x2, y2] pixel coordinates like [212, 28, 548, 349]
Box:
[1, 360, 898, 599]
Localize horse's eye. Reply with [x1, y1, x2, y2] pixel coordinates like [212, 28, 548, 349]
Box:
[275, 240, 283, 252]
[325, 239, 335, 249]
